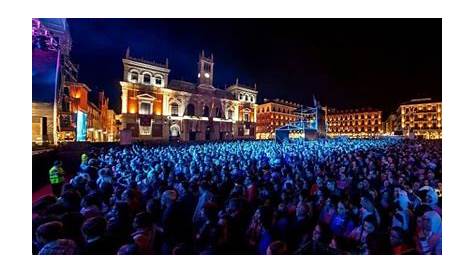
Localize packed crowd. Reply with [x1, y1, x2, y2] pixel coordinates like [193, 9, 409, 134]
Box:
[33, 138, 442, 255]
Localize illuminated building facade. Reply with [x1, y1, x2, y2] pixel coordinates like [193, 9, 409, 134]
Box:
[87, 102, 101, 142]
[384, 114, 398, 135]
[397, 98, 442, 139]
[326, 108, 383, 137]
[256, 99, 303, 139]
[106, 110, 119, 142]
[63, 82, 90, 141]
[119, 50, 258, 142]
[61, 82, 119, 142]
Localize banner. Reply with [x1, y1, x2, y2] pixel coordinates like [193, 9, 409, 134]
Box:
[76, 111, 87, 141]
[139, 115, 152, 126]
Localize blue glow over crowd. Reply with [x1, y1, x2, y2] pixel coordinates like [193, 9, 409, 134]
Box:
[33, 138, 442, 255]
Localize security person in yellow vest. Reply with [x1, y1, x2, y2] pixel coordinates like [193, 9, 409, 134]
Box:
[81, 153, 88, 165]
[49, 160, 65, 197]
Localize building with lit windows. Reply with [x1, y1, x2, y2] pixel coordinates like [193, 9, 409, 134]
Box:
[256, 98, 303, 139]
[60, 82, 90, 141]
[397, 98, 442, 139]
[87, 102, 101, 142]
[106, 109, 119, 142]
[326, 108, 383, 137]
[60, 82, 119, 142]
[119, 50, 258, 142]
[384, 114, 398, 135]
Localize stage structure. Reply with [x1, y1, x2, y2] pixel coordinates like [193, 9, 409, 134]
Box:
[275, 95, 327, 142]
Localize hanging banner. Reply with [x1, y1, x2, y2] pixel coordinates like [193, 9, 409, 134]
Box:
[139, 115, 152, 126]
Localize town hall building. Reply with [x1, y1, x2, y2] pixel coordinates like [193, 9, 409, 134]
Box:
[119, 49, 258, 142]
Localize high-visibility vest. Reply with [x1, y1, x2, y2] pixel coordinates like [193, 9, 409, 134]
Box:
[49, 166, 64, 185]
[81, 154, 88, 164]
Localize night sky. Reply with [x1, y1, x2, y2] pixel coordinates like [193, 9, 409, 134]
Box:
[68, 18, 441, 117]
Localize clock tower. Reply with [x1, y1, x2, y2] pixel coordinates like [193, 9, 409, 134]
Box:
[197, 50, 214, 87]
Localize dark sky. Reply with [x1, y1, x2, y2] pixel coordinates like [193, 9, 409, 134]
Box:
[68, 18, 441, 117]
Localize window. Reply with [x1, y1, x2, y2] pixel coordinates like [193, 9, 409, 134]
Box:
[204, 63, 211, 72]
[186, 104, 195, 116]
[41, 117, 47, 137]
[130, 71, 139, 82]
[63, 87, 69, 96]
[203, 106, 210, 117]
[228, 109, 234, 120]
[143, 73, 151, 84]
[139, 102, 152, 115]
[171, 103, 179, 116]
[62, 98, 69, 112]
[245, 95, 249, 102]
[244, 113, 250, 122]
[155, 75, 163, 87]
[215, 108, 221, 118]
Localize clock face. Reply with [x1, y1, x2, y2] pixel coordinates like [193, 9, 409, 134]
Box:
[204, 72, 210, 78]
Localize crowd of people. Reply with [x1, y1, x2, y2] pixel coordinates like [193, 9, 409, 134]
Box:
[32, 137, 442, 255]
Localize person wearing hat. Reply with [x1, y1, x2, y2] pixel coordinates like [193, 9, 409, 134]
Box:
[49, 160, 65, 197]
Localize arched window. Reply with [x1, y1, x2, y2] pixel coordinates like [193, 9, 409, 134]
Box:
[203, 105, 210, 117]
[170, 103, 179, 116]
[244, 113, 250, 122]
[245, 95, 249, 102]
[143, 73, 151, 84]
[129, 71, 139, 83]
[170, 124, 180, 137]
[186, 103, 195, 116]
[215, 107, 221, 118]
[227, 109, 233, 120]
[155, 75, 164, 87]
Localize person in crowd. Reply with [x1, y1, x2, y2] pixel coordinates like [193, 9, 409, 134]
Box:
[390, 226, 412, 255]
[195, 202, 220, 254]
[49, 160, 65, 197]
[416, 210, 442, 255]
[266, 240, 288, 255]
[36, 221, 77, 255]
[193, 182, 214, 225]
[246, 206, 273, 254]
[160, 189, 181, 254]
[81, 216, 114, 254]
[329, 201, 355, 238]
